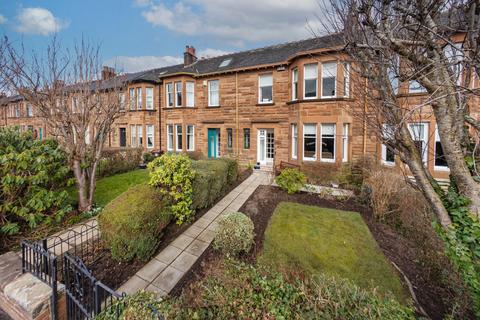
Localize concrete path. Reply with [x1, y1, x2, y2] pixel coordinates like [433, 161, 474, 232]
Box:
[118, 171, 272, 297]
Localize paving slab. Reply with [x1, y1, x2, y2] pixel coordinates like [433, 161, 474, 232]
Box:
[171, 252, 197, 272]
[118, 275, 149, 295]
[155, 245, 182, 265]
[0, 252, 22, 291]
[193, 217, 211, 229]
[151, 266, 184, 293]
[145, 284, 168, 298]
[185, 239, 210, 257]
[183, 225, 203, 238]
[170, 234, 195, 250]
[197, 229, 216, 243]
[137, 259, 168, 282]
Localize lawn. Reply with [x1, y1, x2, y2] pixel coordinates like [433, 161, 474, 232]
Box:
[259, 202, 406, 301]
[68, 169, 150, 207]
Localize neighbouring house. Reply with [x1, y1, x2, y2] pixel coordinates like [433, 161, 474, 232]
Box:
[1, 33, 478, 181]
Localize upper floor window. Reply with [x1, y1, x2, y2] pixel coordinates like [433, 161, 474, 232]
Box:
[26, 103, 33, 117]
[343, 63, 350, 98]
[146, 87, 154, 110]
[186, 81, 195, 107]
[175, 82, 182, 107]
[388, 55, 400, 95]
[129, 88, 135, 110]
[136, 88, 142, 109]
[444, 43, 464, 85]
[208, 80, 219, 107]
[166, 83, 173, 107]
[304, 64, 317, 99]
[119, 93, 125, 111]
[292, 69, 298, 100]
[258, 74, 273, 103]
[408, 80, 427, 94]
[322, 62, 337, 98]
[15, 105, 20, 117]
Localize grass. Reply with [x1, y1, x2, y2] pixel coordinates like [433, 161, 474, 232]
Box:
[259, 202, 407, 301]
[68, 169, 150, 207]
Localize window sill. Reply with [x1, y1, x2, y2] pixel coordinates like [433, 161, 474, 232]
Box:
[207, 105, 221, 109]
[287, 97, 354, 105]
[396, 92, 428, 98]
[320, 159, 336, 163]
[434, 166, 450, 172]
[162, 107, 197, 110]
[256, 102, 275, 106]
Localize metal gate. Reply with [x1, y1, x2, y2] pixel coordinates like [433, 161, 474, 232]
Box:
[63, 252, 124, 319]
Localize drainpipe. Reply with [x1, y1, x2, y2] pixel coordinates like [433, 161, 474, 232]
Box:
[363, 77, 368, 155]
[235, 72, 239, 157]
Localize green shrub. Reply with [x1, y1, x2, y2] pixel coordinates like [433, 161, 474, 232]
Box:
[148, 153, 195, 225]
[0, 127, 72, 235]
[97, 147, 143, 178]
[222, 158, 238, 185]
[154, 259, 415, 319]
[98, 184, 171, 261]
[96, 291, 162, 320]
[213, 212, 254, 256]
[142, 152, 155, 164]
[276, 168, 306, 194]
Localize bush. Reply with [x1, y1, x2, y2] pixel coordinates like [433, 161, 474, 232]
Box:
[154, 259, 415, 319]
[0, 127, 72, 235]
[213, 212, 254, 256]
[142, 152, 155, 164]
[148, 153, 195, 225]
[96, 291, 162, 320]
[276, 168, 307, 194]
[186, 151, 206, 161]
[97, 147, 143, 178]
[191, 159, 237, 210]
[98, 184, 171, 261]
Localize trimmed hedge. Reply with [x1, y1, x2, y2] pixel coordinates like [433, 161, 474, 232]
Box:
[97, 147, 143, 178]
[213, 212, 254, 256]
[98, 184, 171, 261]
[191, 158, 238, 210]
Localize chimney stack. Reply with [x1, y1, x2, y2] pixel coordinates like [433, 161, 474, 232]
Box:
[184, 45, 197, 66]
[102, 66, 116, 80]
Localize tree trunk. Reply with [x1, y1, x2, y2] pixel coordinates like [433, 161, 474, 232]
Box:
[87, 159, 98, 207]
[72, 159, 91, 212]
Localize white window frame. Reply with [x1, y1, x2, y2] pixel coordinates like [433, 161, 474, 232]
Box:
[342, 123, 349, 162]
[291, 124, 298, 159]
[146, 125, 154, 149]
[408, 122, 429, 164]
[130, 124, 137, 147]
[186, 125, 195, 151]
[166, 83, 173, 107]
[381, 124, 395, 166]
[167, 125, 174, 151]
[321, 61, 337, 98]
[343, 63, 350, 98]
[137, 125, 143, 146]
[146, 87, 154, 110]
[258, 74, 273, 104]
[129, 88, 135, 110]
[85, 126, 91, 145]
[292, 68, 298, 100]
[320, 123, 336, 163]
[186, 81, 195, 107]
[175, 124, 183, 151]
[408, 80, 427, 94]
[303, 64, 318, 99]
[119, 93, 125, 111]
[303, 124, 317, 161]
[175, 81, 182, 107]
[208, 80, 220, 107]
[434, 126, 449, 171]
[26, 103, 33, 117]
[136, 87, 142, 110]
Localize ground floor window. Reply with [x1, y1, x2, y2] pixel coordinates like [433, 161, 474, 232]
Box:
[434, 127, 448, 170]
[320, 123, 335, 162]
[303, 124, 317, 161]
[408, 122, 429, 163]
[39, 127, 43, 140]
[167, 125, 174, 151]
[137, 125, 143, 147]
[227, 128, 233, 149]
[176, 124, 183, 151]
[292, 124, 297, 159]
[243, 128, 250, 149]
[342, 123, 349, 162]
[187, 125, 195, 151]
[146, 125, 154, 149]
[381, 124, 395, 166]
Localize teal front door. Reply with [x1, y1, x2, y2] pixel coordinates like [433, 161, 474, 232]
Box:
[208, 129, 218, 158]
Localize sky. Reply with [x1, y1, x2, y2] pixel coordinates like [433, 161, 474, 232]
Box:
[0, 0, 324, 73]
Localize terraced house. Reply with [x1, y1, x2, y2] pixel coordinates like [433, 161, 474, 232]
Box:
[1, 33, 476, 180]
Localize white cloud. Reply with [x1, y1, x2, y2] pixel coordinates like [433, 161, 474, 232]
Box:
[104, 55, 183, 73]
[0, 14, 7, 24]
[140, 0, 324, 46]
[15, 7, 68, 36]
[197, 48, 231, 58]
[133, 0, 152, 7]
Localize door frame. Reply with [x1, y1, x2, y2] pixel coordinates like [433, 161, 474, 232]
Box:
[257, 128, 274, 165]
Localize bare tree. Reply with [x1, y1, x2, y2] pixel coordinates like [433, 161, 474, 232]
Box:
[318, 0, 480, 227]
[0, 37, 124, 211]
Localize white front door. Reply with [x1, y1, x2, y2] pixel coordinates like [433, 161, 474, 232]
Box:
[257, 129, 274, 165]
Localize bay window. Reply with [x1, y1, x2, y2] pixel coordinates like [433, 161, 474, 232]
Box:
[320, 123, 336, 162]
[304, 64, 317, 99]
[137, 125, 143, 146]
[322, 62, 337, 98]
[130, 124, 137, 146]
[136, 87, 142, 109]
[292, 69, 298, 100]
[167, 125, 174, 151]
[146, 125, 154, 149]
[258, 74, 273, 103]
[303, 124, 317, 160]
[292, 124, 298, 159]
[175, 82, 182, 107]
[186, 81, 195, 107]
[343, 63, 350, 98]
[342, 123, 349, 162]
[146, 87, 154, 110]
[208, 80, 219, 107]
[176, 124, 183, 151]
[119, 93, 125, 111]
[187, 125, 195, 151]
[129, 88, 135, 110]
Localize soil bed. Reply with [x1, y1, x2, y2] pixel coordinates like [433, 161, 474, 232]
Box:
[172, 185, 472, 320]
[87, 169, 252, 289]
